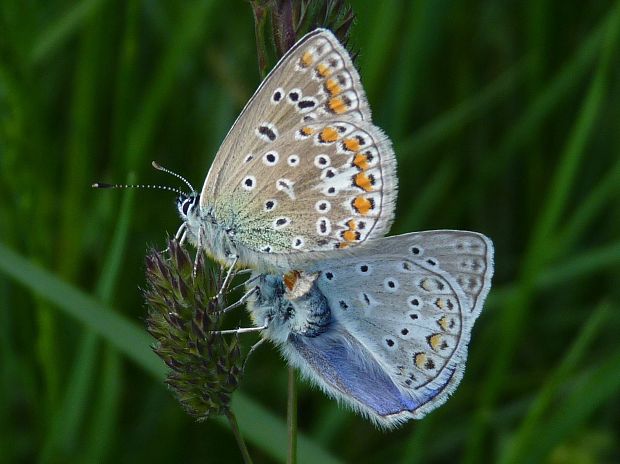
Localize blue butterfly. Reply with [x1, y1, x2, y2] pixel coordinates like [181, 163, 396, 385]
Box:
[245, 231, 493, 427]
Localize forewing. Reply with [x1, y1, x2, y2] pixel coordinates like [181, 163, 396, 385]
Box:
[210, 118, 397, 255]
[203, 28, 371, 201]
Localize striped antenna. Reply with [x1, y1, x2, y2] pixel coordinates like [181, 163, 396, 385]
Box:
[91, 182, 188, 198]
[151, 161, 196, 193]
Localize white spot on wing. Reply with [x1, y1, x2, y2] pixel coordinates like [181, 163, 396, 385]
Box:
[276, 178, 296, 200]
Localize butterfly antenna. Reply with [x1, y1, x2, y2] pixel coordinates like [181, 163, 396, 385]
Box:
[91, 182, 189, 198]
[151, 161, 196, 193]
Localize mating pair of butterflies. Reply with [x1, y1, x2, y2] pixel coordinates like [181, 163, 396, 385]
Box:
[171, 29, 494, 427]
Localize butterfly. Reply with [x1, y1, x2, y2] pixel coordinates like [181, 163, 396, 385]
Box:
[96, 27, 494, 426]
[175, 28, 397, 273]
[246, 231, 494, 427]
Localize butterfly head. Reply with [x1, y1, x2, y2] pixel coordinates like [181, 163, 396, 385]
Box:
[176, 191, 200, 223]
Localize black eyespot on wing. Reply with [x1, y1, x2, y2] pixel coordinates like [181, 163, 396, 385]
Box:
[258, 125, 277, 141]
[298, 99, 316, 109]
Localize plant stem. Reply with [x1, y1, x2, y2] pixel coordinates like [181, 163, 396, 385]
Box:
[287, 366, 298, 464]
[226, 410, 253, 464]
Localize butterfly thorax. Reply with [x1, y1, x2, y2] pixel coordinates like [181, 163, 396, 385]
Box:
[178, 193, 243, 267]
[247, 272, 331, 344]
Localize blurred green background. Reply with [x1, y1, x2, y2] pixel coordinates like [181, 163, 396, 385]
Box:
[2, 0, 620, 463]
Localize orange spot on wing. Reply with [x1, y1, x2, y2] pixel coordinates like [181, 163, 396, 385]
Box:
[301, 126, 315, 136]
[328, 96, 347, 114]
[300, 51, 314, 68]
[343, 230, 358, 242]
[343, 138, 361, 152]
[325, 78, 341, 96]
[316, 63, 331, 77]
[352, 196, 372, 215]
[428, 334, 443, 351]
[354, 172, 374, 192]
[437, 316, 449, 331]
[414, 353, 427, 369]
[319, 127, 339, 143]
[283, 271, 300, 291]
[353, 153, 369, 170]
[342, 219, 360, 243]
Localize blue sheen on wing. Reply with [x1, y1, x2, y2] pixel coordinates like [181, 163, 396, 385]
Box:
[289, 327, 419, 416]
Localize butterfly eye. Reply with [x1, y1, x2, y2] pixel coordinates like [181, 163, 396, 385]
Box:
[181, 199, 192, 216]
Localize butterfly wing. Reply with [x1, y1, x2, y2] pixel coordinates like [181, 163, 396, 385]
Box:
[203, 28, 372, 200]
[358, 230, 495, 320]
[199, 30, 397, 265]
[291, 231, 493, 422]
[284, 326, 426, 427]
[209, 119, 396, 257]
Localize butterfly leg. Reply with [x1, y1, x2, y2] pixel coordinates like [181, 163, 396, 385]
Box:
[213, 255, 239, 301]
[177, 228, 187, 246]
[175, 222, 187, 242]
[220, 285, 259, 314]
[159, 224, 187, 255]
[192, 224, 207, 278]
[211, 318, 269, 336]
[227, 273, 260, 295]
[242, 338, 267, 371]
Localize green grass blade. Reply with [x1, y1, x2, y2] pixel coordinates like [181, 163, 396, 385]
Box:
[0, 242, 338, 463]
[396, 56, 531, 160]
[524, 346, 620, 463]
[554, 156, 620, 257]
[464, 3, 620, 461]
[29, 0, 108, 65]
[498, 301, 612, 464]
[124, 0, 215, 169]
[472, 6, 617, 201]
[488, 240, 620, 312]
